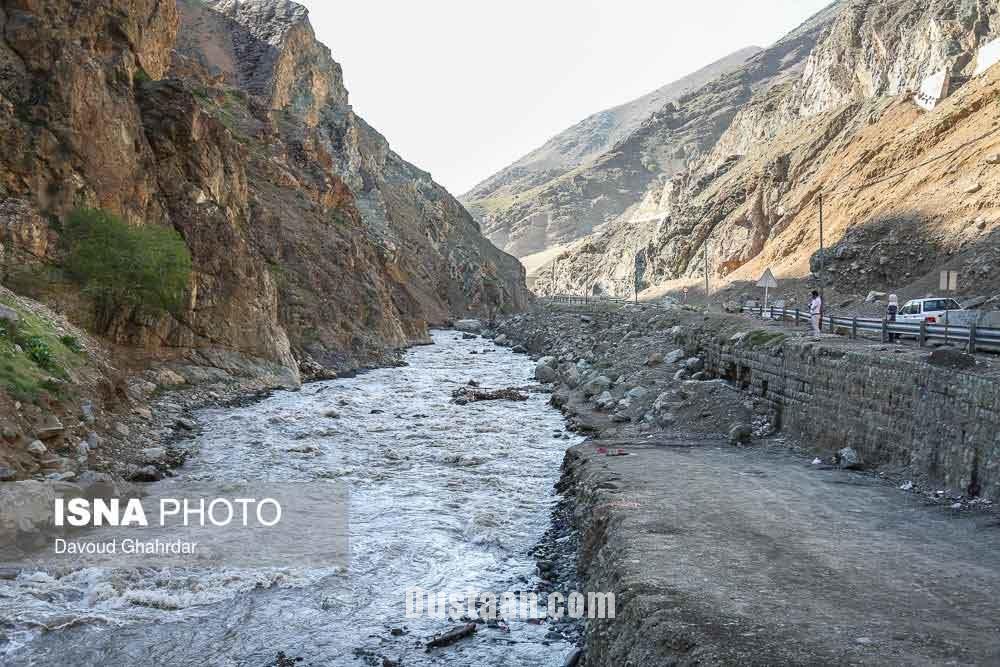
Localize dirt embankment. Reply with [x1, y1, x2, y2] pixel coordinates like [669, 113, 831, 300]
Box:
[493, 306, 1000, 666]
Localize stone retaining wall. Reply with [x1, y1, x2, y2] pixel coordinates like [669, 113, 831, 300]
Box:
[687, 328, 1000, 500]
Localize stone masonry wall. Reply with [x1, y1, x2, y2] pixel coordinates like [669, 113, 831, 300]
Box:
[688, 327, 1000, 500]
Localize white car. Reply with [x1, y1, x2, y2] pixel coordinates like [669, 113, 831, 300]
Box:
[897, 297, 965, 324]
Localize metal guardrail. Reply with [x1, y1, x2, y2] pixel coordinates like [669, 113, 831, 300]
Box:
[536, 295, 1000, 352]
[540, 294, 629, 307]
[742, 305, 1000, 353]
[536, 294, 630, 314]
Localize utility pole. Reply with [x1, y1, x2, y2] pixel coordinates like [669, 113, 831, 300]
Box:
[703, 238, 710, 310]
[818, 192, 825, 328]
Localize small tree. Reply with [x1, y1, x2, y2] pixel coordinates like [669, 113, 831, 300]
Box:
[64, 209, 192, 326]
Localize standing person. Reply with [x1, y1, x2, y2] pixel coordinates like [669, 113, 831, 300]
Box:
[809, 290, 822, 335]
[886, 294, 899, 343]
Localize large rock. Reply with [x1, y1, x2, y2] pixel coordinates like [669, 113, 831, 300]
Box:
[664, 349, 686, 365]
[454, 319, 484, 334]
[0, 482, 52, 539]
[534, 363, 558, 384]
[582, 376, 612, 397]
[34, 416, 64, 441]
[0, 305, 19, 325]
[837, 447, 862, 470]
[728, 423, 752, 445]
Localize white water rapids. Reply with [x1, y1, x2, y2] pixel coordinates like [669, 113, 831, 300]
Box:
[0, 331, 581, 665]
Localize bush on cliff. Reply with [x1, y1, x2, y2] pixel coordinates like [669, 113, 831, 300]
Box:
[63, 208, 192, 321]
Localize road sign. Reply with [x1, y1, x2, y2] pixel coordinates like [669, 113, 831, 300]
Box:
[757, 268, 778, 313]
[757, 268, 778, 289]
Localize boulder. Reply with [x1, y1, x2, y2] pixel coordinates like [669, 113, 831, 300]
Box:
[728, 423, 752, 445]
[34, 416, 64, 441]
[535, 364, 558, 384]
[664, 349, 685, 365]
[126, 465, 163, 482]
[0, 305, 19, 325]
[27, 440, 47, 457]
[494, 334, 509, 346]
[454, 319, 483, 334]
[646, 352, 664, 366]
[582, 376, 612, 397]
[865, 291, 887, 303]
[837, 447, 862, 470]
[562, 365, 581, 388]
[626, 386, 649, 401]
[152, 368, 187, 387]
[140, 447, 167, 464]
[0, 481, 56, 541]
[673, 369, 689, 381]
[684, 357, 704, 372]
[176, 417, 197, 431]
[594, 391, 615, 410]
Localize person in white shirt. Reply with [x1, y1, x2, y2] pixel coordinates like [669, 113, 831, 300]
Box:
[809, 290, 822, 335]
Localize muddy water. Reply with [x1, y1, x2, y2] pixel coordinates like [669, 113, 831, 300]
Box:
[1, 331, 580, 666]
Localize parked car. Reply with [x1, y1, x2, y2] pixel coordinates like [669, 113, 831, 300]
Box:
[897, 297, 965, 324]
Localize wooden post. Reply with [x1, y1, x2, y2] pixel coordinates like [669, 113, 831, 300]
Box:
[969, 321, 978, 354]
[794, 308, 800, 327]
[851, 317, 858, 340]
[944, 310, 949, 346]
[882, 317, 888, 343]
[919, 321, 927, 347]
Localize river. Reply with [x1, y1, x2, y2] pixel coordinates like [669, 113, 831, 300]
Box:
[1, 331, 581, 666]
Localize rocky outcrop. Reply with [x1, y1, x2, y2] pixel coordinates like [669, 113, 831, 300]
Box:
[0, 0, 524, 382]
[460, 47, 763, 259]
[541, 0, 1000, 302]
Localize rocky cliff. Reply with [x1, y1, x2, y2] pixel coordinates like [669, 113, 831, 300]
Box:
[460, 47, 763, 260]
[0, 0, 525, 384]
[539, 0, 1000, 304]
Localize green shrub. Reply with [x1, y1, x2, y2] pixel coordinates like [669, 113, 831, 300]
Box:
[20, 335, 54, 370]
[59, 334, 82, 353]
[63, 209, 192, 321]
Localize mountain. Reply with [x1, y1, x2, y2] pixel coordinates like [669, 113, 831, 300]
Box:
[536, 0, 1000, 305]
[0, 0, 525, 384]
[461, 46, 763, 259]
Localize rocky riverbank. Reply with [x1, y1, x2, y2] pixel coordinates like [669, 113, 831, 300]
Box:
[490, 305, 1000, 665]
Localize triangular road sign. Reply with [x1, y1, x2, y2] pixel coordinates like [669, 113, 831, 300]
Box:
[756, 268, 778, 289]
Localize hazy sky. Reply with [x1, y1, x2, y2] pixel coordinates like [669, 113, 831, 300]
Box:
[298, 0, 832, 196]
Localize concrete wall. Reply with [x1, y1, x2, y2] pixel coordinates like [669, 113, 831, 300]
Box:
[975, 37, 1000, 76]
[694, 332, 1000, 500]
